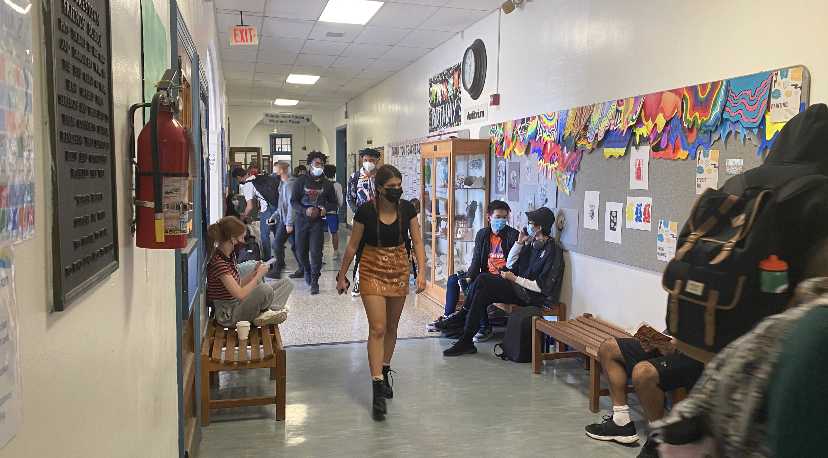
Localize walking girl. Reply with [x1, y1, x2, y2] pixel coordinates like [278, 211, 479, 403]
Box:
[336, 165, 426, 421]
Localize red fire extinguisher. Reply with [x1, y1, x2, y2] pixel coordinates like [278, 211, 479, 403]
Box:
[130, 71, 191, 249]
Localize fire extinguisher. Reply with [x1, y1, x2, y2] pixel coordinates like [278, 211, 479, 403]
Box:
[128, 70, 191, 249]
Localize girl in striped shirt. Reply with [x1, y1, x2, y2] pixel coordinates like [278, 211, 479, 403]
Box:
[207, 216, 293, 328]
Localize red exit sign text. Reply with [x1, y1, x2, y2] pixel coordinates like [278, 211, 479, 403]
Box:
[230, 26, 258, 46]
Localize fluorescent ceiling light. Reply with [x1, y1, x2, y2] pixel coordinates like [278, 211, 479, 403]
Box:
[273, 99, 299, 106]
[319, 0, 384, 25]
[286, 74, 320, 85]
[4, 0, 32, 14]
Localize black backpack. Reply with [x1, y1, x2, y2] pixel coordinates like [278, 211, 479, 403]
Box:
[663, 104, 828, 353]
[251, 175, 280, 209]
[494, 306, 543, 362]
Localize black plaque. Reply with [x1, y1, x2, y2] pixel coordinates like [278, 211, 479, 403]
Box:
[43, 0, 118, 311]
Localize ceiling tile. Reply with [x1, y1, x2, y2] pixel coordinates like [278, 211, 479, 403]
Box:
[300, 39, 349, 56]
[225, 70, 254, 80]
[401, 29, 455, 48]
[216, 0, 266, 13]
[255, 62, 294, 75]
[368, 3, 439, 28]
[382, 45, 430, 61]
[290, 65, 332, 77]
[260, 17, 315, 38]
[294, 53, 339, 67]
[354, 26, 411, 45]
[444, 0, 502, 11]
[253, 79, 285, 89]
[264, 0, 327, 20]
[341, 43, 393, 59]
[364, 58, 411, 73]
[255, 49, 298, 65]
[307, 22, 364, 43]
[216, 12, 263, 34]
[221, 47, 259, 64]
[258, 36, 306, 53]
[326, 67, 365, 80]
[419, 7, 488, 31]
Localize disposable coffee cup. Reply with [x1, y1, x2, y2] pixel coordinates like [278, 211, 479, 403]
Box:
[236, 321, 251, 341]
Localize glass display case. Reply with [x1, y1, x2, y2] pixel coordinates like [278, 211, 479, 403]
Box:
[420, 139, 491, 304]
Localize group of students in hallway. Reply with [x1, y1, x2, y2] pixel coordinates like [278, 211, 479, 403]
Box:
[204, 115, 828, 456]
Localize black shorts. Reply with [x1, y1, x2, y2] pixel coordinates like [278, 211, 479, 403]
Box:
[616, 338, 704, 392]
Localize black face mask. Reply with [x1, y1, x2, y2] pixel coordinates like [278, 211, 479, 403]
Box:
[383, 188, 403, 203]
[532, 238, 547, 250]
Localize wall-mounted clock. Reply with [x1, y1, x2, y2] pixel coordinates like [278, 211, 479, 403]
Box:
[462, 39, 486, 100]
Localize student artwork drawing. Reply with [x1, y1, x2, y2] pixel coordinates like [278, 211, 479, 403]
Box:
[604, 201, 623, 244]
[495, 158, 507, 195]
[583, 190, 600, 230]
[625, 197, 653, 231]
[657, 219, 679, 261]
[696, 149, 720, 194]
[507, 161, 520, 201]
[629, 146, 650, 190]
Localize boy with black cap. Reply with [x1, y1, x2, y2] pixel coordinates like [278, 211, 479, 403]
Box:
[443, 206, 565, 357]
[346, 148, 380, 295]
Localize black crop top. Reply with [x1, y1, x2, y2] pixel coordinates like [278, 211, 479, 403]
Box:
[354, 199, 417, 247]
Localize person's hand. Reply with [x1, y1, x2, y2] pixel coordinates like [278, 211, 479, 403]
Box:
[336, 272, 350, 295]
[654, 338, 677, 355]
[306, 207, 320, 218]
[518, 229, 529, 244]
[500, 271, 516, 282]
[255, 262, 269, 277]
[286, 225, 294, 234]
[416, 275, 426, 294]
[319, 207, 327, 217]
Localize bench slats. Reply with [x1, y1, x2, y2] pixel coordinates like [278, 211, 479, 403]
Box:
[272, 326, 284, 351]
[576, 316, 630, 338]
[565, 320, 615, 348]
[250, 327, 261, 361]
[211, 327, 226, 362]
[261, 325, 274, 359]
[202, 321, 216, 357]
[226, 331, 237, 363]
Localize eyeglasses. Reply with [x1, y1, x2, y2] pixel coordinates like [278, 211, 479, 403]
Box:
[528, 221, 541, 227]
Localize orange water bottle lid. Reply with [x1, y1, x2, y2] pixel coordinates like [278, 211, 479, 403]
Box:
[759, 255, 788, 272]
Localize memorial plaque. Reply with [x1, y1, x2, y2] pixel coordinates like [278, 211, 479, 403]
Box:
[43, 0, 118, 311]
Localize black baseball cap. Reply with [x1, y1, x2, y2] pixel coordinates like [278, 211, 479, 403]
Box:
[526, 207, 555, 232]
[359, 148, 380, 158]
[231, 166, 247, 178]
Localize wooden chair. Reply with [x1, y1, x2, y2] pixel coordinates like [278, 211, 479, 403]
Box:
[200, 321, 286, 425]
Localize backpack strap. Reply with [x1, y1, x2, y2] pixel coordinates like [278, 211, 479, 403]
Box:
[709, 189, 772, 265]
[675, 194, 739, 261]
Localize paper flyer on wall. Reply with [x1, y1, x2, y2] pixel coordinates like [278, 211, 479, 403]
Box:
[769, 67, 803, 123]
[625, 196, 652, 231]
[507, 161, 521, 201]
[604, 201, 623, 244]
[0, 248, 20, 447]
[725, 158, 744, 176]
[388, 139, 424, 200]
[695, 149, 720, 195]
[657, 219, 679, 262]
[583, 191, 600, 230]
[629, 146, 650, 190]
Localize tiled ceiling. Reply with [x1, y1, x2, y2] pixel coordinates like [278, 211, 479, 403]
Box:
[216, 0, 502, 110]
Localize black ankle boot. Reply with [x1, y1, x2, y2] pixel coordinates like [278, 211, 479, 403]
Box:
[382, 366, 396, 399]
[372, 380, 387, 421]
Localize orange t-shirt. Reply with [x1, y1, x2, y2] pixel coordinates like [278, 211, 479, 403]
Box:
[487, 232, 507, 274]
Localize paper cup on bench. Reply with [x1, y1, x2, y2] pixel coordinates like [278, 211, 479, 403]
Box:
[236, 321, 251, 341]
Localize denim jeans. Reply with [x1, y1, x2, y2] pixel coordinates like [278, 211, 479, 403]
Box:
[446, 273, 489, 330]
[259, 207, 276, 261]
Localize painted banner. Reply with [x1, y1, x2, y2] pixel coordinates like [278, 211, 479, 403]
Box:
[428, 63, 462, 133]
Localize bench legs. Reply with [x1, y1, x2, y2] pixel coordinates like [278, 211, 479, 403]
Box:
[589, 358, 601, 413]
[200, 355, 286, 425]
[201, 357, 212, 426]
[275, 348, 286, 421]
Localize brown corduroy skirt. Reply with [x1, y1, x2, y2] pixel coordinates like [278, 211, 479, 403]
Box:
[358, 244, 410, 297]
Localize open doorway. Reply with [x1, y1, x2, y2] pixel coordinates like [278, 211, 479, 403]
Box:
[335, 126, 347, 221]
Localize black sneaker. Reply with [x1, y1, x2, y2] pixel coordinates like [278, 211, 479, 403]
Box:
[585, 415, 639, 444]
[310, 281, 320, 295]
[266, 267, 282, 279]
[381, 366, 396, 399]
[435, 309, 466, 330]
[288, 270, 305, 279]
[443, 339, 477, 357]
[371, 380, 386, 421]
[637, 438, 660, 458]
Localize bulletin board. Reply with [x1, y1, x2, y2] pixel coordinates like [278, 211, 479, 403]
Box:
[554, 66, 811, 273]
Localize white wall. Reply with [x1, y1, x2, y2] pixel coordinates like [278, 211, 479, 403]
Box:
[331, 0, 828, 329]
[244, 122, 327, 167]
[0, 1, 225, 457]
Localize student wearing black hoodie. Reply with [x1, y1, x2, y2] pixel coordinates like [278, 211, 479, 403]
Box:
[291, 151, 336, 294]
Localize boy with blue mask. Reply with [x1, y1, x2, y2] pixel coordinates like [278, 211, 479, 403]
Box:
[443, 206, 565, 357]
[431, 200, 519, 342]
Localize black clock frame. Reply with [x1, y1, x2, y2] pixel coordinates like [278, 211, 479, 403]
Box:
[462, 39, 487, 100]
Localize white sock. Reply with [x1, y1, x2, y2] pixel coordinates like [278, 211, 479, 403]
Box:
[372, 375, 384, 382]
[612, 405, 631, 426]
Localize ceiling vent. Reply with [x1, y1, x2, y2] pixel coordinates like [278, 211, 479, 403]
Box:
[326, 32, 345, 38]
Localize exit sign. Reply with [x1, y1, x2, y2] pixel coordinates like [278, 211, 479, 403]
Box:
[230, 25, 258, 46]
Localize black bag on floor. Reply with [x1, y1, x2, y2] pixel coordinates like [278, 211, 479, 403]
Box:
[663, 104, 828, 353]
[494, 306, 542, 363]
[236, 229, 261, 263]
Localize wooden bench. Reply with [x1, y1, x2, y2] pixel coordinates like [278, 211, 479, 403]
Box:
[493, 302, 567, 321]
[532, 313, 688, 412]
[200, 321, 286, 425]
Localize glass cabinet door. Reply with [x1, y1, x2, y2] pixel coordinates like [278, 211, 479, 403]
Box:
[453, 153, 487, 275]
[422, 158, 434, 284]
[434, 156, 450, 288]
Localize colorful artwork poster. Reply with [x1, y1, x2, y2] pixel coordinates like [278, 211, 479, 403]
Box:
[388, 140, 423, 201]
[625, 196, 653, 231]
[428, 63, 462, 133]
[725, 158, 744, 176]
[495, 157, 507, 196]
[769, 67, 803, 123]
[583, 190, 600, 230]
[629, 145, 650, 190]
[507, 161, 521, 201]
[605, 201, 623, 244]
[696, 149, 720, 195]
[657, 219, 679, 262]
[0, 3, 35, 245]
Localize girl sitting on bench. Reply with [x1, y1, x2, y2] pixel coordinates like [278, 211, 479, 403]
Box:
[207, 216, 293, 328]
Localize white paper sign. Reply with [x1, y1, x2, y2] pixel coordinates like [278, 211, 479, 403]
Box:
[695, 149, 720, 195]
[657, 219, 679, 261]
[725, 158, 744, 176]
[769, 67, 803, 123]
[629, 146, 650, 190]
[583, 191, 600, 230]
[625, 196, 653, 231]
[604, 201, 623, 244]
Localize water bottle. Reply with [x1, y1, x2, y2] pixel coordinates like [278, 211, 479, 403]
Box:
[759, 255, 789, 294]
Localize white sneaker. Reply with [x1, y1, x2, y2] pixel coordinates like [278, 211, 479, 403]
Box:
[351, 282, 360, 297]
[253, 309, 288, 326]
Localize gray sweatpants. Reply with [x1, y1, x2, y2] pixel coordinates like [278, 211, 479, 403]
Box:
[213, 278, 293, 327]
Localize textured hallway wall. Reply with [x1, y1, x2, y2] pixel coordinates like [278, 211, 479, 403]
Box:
[0, 0, 225, 457]
[332, 0, 828, 328]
